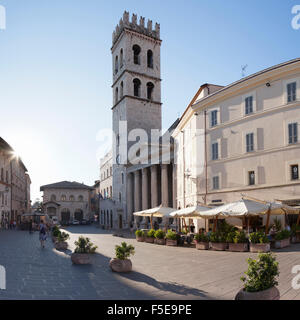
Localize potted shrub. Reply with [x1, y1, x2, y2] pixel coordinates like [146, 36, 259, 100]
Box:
[55, 231, 70, 251]
[227, 231, 249, 252]
[274, 230, 291, 249]
[194, 233, 209, 250]
[249, 232, 270, 253]
[210, 232, 227, 251]
[110, 242, 135, 273]
[135, 230, 145, 242]
[145, 229, 155, 243]
[52, 226, 60, 243]
[154, 229, 166, 245]
[235, 253, 280, 300]
[71, 236, 98, 265]
[165, 230, 178, 246]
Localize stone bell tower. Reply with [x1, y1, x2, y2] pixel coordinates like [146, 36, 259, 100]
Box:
[111, 11, 162, 228]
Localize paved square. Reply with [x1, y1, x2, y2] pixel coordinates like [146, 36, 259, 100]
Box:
[0, 226, 300, 300]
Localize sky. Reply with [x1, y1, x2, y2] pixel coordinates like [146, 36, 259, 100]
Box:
[0, 0, 299, 201]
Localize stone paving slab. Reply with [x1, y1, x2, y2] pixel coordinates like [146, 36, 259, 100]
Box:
[1, 226, 300, 300]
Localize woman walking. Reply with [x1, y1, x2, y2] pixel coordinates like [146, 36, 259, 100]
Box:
[39, 220, 47, 248]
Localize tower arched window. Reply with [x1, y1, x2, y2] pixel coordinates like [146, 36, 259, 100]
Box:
[133, 78, 141, 97]
[147, 50, 153, 68]
[147, 82, 154, 100]
[61, 195, 66, 201]
[51, 194, 56, 202]
[78, 195, 83, 202]
[115, 55, 119, 74]
[115, 87, 119, 103]
[119, 192, 122, 203]
[120, 49, 123, 68]
[132, 45, 141, 65]
[120, 81, 124, 99]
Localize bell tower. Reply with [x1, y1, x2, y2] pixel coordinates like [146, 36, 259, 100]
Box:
[111, 11, 162, 228]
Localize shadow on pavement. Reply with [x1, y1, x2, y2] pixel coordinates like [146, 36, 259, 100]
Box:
[119, 271, 210, 299]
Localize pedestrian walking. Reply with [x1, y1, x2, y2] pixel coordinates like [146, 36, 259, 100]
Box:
[39, 220, 47, 248]
[13, 220, 17, 230]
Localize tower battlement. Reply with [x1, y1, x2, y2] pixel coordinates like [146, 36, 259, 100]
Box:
[112, 11, 160, 46]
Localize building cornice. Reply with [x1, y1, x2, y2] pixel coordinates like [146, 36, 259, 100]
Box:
[112, 69, 162, 88]
[111, 95, 162, 110]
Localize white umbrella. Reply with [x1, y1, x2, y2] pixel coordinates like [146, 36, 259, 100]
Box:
[170, 205, 212, 218]
[133, 205, 176, 218]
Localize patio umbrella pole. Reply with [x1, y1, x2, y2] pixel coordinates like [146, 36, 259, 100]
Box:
[265, 207, 271, 235]
[213, 216, 218, 233]
[150, 215, 153, 229]
[297, 210, 300, 226]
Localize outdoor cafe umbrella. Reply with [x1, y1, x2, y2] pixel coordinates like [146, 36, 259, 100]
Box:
[170, 205, 213, 232]
[133, 205, 176, 228]
[200, 198, 299, 233]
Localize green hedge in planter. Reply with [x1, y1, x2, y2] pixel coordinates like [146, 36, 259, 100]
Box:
[210, 232, 226, 243]
[147, 229, 156, 238]
[291, 224, 300, 237]
[115, 242, 135, 260]
[74, 236, 98, 254]
[165, 230, 177, 240]
[241, 253, 279, 293]
[194, 233, 209, 243]
[154, 229, 165, 239]
[274, 230, 291, 241]
[52, 226, 61, 237]
[227, 231, 247, 244]
[57, 232, 70, 242]
[249, 232, 269, 244]
[135, 230, 145, 237]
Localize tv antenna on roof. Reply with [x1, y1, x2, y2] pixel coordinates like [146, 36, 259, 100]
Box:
[241, 64, 248, 78]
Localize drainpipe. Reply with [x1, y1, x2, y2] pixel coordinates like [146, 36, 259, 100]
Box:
[204, 86, 210, 206]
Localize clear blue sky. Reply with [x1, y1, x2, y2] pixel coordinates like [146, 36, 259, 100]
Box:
[0, 0, 299, 201]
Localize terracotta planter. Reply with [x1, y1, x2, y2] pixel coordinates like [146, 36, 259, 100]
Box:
[296, 232, 300, 243]
[154, 238, 166, 245]
[136, 236, 145, 242]
[196, 242, 209, 250]
[275, 238, 290, 249]
[145, 237, 155, 243]
[210, 242, 227, 251]
[228, 243, 249, 252]
[250, 243, 270, 253]
[55, 241, 68, 251]
[109, 258, 132, 273]
[235, 286, 280, 300]
[166, 239, 177, 246]
[71, 253, 92, 265]
[292, 236, 297, 244]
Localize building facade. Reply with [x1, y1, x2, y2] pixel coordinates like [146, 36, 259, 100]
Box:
[173, 58, 300, 230]
[40, 181, 93, 224]
[0, 137, 31, 226]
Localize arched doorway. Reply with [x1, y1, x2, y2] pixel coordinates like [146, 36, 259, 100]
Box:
[74, 209, 83, 222]
[61, 209, 70, 224]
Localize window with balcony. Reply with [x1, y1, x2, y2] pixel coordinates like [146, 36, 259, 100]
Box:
[288, 123, 298, 144]
[245, 96, 253, 115]
[213, 176, 220, 190]
[291, 165, 299, 180]
[287, 82, 297, 103]
[212, 142, 219, 160]
[246, 133, 254, 152]
[248, 171, 255, 186]
[211, 110, 218, 127]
